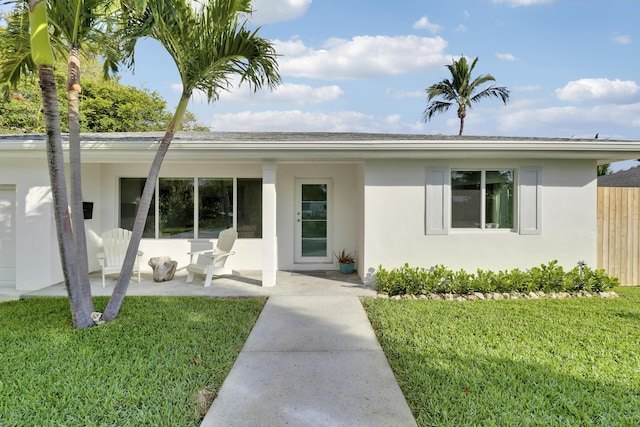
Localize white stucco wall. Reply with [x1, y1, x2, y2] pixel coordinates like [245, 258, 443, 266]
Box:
[276, 163, 362, 271]
[0, 158, 63, 291]
[0, 153, 599, 292]
[363, 159, 598, 281]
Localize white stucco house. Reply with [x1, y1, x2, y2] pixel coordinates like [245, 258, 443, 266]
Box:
[2, 132, 640, 292]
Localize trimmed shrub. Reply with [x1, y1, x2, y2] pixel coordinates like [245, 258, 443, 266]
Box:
[375, 261, 619, 296]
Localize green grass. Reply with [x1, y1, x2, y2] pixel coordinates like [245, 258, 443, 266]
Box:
[0, 296, 265, 426]
[364, 287, 640, 427]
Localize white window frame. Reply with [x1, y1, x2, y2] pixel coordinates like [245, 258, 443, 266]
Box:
[425, 166, 541, 235]
[120, 176, 260, 239]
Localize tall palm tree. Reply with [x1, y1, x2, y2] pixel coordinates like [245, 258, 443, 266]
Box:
[101, 0, 280, 320]
[24, 0, 95, 328]
[422, 56, 510, 136]
[3, 0, 133, 327]
[47, 0, 121, 314]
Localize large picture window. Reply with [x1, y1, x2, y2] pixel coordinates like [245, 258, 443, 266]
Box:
[198, 178, 233, 238]
[451, 170, 514, 229]
[120, 177, 262, 239]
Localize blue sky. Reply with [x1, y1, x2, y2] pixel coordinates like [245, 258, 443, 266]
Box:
[1, 0, 638, 143]
[117, 0, 640, 142]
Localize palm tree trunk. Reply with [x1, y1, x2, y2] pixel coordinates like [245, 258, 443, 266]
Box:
[459, 117, 464, 136]
[102, 93, 190, 321]
[67, 46, 94, 312]
[39, 65, 94, 329]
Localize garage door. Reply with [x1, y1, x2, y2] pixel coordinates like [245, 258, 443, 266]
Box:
[0, 185, 16, 288]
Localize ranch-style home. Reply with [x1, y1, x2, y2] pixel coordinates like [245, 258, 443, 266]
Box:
[2, 132, 640, 292]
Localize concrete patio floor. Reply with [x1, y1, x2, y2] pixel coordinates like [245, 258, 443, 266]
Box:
[1, 270, 377, 302]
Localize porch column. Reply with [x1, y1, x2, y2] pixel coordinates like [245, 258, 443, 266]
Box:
[262, 161, 277, 287]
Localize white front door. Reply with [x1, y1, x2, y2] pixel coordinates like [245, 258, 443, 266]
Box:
[0, 186, 16, 288]
[295, 179, 332, 263]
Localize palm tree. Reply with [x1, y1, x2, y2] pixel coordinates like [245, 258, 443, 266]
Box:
[24, 0, 95, 328]
[101, 0, 280, 320]
[422, 56, 510, 136]
[48, 0, 121, 314]
[3, 0, 133, 327]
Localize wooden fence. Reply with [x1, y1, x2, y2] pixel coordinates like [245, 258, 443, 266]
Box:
[597, 186, 640, 285]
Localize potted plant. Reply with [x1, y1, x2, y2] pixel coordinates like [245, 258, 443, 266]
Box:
[334, 249, 356, 274]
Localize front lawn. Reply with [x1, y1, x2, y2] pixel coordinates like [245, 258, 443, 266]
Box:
[364, 287, 640, 426]
[0, 296, 264, 426]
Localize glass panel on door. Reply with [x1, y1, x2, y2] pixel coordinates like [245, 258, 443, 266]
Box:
[301, 183, 327, 257]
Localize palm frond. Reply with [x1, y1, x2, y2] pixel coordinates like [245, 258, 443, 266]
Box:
[426, 80, 457, 102]
[422, 100, 453, 122]
[470, 85, 510, 105]
[0, 4, 37, 95]
[130, 0, 280, 101]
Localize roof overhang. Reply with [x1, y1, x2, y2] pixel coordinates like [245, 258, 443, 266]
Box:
[2, 132, 640, 164]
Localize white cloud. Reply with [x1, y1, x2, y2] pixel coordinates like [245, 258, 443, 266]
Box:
[249, 0, 311, 24]
[412, 16, 442, 33]
[612, 34, 632, 45]
[275, 35, 449, 80]
[386, 88, 424, 99]
[175, 79, 343, 105]
[491, 0, 553, 6]
[512, 85, 542, 92]
[219, 82, 344, 105]
[456, 24, 468, 32]
[496, 53, 517, 61]
[497, 103, 640, 135]
[209, 110, 425, 133]
[556, 78, 640, 104]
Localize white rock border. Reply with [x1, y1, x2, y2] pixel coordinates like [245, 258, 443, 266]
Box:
[378, 290, 619, 300]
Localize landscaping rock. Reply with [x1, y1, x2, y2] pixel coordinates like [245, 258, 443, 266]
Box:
[467, 294, 478, 301]
[148, 256, 178, 282]
[473, 292, 485, 300]
[528, 292, 539, 299]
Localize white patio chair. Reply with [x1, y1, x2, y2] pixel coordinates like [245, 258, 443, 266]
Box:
[186, 228, 237, 287]
[96, 228, 144, 288]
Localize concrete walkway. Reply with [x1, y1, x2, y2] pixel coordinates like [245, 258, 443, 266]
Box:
[201, 295, 417, 427]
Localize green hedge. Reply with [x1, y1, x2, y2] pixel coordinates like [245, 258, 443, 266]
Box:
[375, 260, 619, 296]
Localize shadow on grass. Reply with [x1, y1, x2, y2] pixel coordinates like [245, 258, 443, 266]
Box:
[393, 347, 639, 426]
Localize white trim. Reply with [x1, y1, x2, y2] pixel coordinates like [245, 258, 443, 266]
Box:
[425, 167, 449, 235]
[294, 178, 333, 263]
[519, 167, 542, 235]
[262, 162, 277, 287]
[3, 133, 639, 164]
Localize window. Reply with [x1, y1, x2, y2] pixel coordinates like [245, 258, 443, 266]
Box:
[120, 177, 262, 239]
[198, 178, 233, 238]
[426, 167, 538, 235]
[451, 170, 514, 229]
[120, 178, 155, 238]
[160, 178, 194, 238]
[237, 179, 262, 238]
